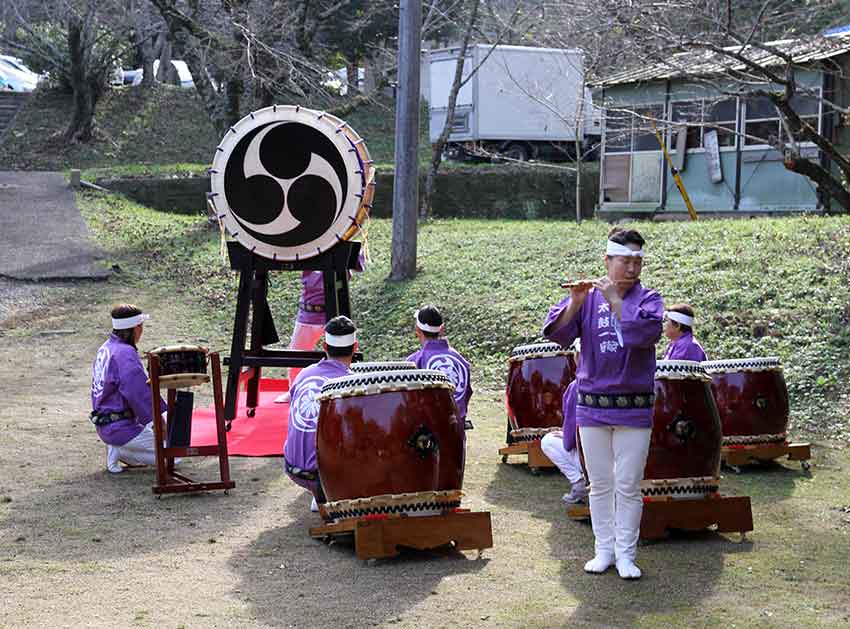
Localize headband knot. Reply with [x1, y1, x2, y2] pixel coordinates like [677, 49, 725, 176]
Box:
[415, 310, 442, 334]
[325, 331, 357, 347]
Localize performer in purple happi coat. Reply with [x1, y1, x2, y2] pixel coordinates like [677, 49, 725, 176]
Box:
[543, 227, 663, 580]
[662, 303, 707, 361]
[407, 305, 473, 434]
[283, 315, 358, 512]
[540, 339, 587, 503]
[283, 252, 366, 391]
[90, 304, 166, 474]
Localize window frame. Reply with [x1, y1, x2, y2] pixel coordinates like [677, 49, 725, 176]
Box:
[741, 88, 822, 151]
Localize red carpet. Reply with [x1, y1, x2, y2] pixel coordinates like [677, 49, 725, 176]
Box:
[191, 377, 289, 456]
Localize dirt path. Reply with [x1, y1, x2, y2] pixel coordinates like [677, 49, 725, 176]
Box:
[1, 283, 849, 628]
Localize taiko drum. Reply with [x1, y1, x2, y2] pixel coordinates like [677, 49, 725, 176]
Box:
[506, 343, 576, 437]
[702, 357, 790, 446]
[316, 369, 465, 517]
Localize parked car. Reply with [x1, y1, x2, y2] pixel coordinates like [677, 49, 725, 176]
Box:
[122, 68, 142, 85]
[131, 60, 194, 88]
[0, 55, 39, 92]
[0, 68, 11, 91]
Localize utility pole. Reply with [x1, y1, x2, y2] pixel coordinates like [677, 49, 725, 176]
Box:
[389, 0, 422, 281]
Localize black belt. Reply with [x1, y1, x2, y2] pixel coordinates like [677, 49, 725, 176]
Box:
[299, 302, 325, 313]
[577, 391, 655, 409]
[90, 409, 134, 426]
[285, 459, 319, 481]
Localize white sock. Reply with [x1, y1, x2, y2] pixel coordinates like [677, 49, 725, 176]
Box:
[616, 558, 642, 579]
[584, 554, 615, 574]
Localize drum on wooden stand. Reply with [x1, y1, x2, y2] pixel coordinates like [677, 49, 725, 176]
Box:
[147, 345, 209, 389]
[316, 369, 465, 522]
[505, 342, 576, 444]
[350, 361, 416, 374]
[701, 357, 789, 447]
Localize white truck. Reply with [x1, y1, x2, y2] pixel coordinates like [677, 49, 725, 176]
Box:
[427, 44, 600, 161]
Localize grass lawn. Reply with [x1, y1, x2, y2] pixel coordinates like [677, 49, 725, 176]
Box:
[1, 195, 849, 627]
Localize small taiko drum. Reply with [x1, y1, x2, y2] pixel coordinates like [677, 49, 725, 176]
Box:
[505, 342, 576, 443]
[644, 360, 722, 499]
[350, 361, 416, 373]
[316, 369, 465, 521]
[702, 357, 789, 446]
[147, 345, 209, 388]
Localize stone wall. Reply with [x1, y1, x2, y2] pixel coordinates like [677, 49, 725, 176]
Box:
[98, 165, 599, 219]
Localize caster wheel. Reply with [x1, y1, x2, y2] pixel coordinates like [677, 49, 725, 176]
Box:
[730, 465, 742, 475]
[246, 408, 256, 418]
[225, 421, 232, 432]
[224, 489, 230, 496]
[501, 455, 508, 464]
[801, 460, 811, 471]
[530, 467, 541, 476]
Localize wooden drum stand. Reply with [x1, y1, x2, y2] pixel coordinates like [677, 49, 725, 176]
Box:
[148, 350, 235, 496]
[499, 423, 558, 475]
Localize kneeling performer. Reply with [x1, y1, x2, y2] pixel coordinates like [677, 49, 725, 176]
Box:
[283, 316, 358, 512]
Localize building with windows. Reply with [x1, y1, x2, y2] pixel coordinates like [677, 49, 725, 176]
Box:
[595, 35, 850, 217]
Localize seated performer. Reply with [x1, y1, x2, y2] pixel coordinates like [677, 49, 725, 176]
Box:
[90, 304, 166, 474]
[662, 303, 707, 361]
[283, 315, 358, 512]
[540, 339, 587, 504]
[283, 252, 366, 394]
[543, 227, 663, 580]
[407, 305, 473, 432]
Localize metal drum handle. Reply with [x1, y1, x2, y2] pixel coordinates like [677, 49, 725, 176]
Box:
[667, 412, 696, 443]
[407, 425, 439, 459]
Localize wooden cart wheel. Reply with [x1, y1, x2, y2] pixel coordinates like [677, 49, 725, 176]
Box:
[501, 455, 508, 464]
[246, 407, 256, 418]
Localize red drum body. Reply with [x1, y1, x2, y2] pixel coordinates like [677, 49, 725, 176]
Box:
[702, 357, 789, 446]
[316, 369, 465, 520]
[506, 343, 576, 442]
[644, 360, 722, 499]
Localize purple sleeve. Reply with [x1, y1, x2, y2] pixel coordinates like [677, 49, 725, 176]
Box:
[542, 295, 581, 348]
[561, 381, 578, 451]
[683, 343, 707, 362]
[618, 291, 664, 349]
[118, 354, 165, 425]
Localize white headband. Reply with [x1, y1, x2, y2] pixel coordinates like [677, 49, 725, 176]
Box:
[665, 311, 694, 327]
[606, 240, 644, 258]
[112, 313, 149, 329]
[415, 311, 442, 334]
[325, 331, 357, 347]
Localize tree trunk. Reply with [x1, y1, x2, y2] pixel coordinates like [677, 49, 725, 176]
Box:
[64, 16, 98, 143]
[389, 0, 422, 281]
[346, 57, 358, 95]
[784, 153, 850, 212]
[421, 0, 480, 218]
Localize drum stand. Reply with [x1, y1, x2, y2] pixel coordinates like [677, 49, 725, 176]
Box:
[567, 493, 754, 540]
[223, 240, 362, 426]
[148, 352, 235, 495]
[309, 510, 493, 560]
[498, 421, 557, 475]
[721, 441, 812, 473]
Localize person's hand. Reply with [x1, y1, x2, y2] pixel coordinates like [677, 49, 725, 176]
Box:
[593, 277, 622, 307]
[569, 283, 592, 308]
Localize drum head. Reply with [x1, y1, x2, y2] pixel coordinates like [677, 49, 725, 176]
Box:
[509, 342, 573, 362]
[209, 105, 374, 261]
[350, 361, 417, 373]
[319, 369, 453, 399]
[701, 357, 782, 374]
[655, 359, 711, 381]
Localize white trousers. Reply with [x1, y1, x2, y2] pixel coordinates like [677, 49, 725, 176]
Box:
[540, 432, 584, 484]
[578, 425, 651, 562]
[287, 322, 325, 384]
[108, 424, 158, 469]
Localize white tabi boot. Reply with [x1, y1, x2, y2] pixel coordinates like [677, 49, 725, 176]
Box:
[584, 481, 615, 573]
[614, 482, 645, 579]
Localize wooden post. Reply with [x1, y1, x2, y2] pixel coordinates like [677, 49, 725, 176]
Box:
[389, 0, 422, 281]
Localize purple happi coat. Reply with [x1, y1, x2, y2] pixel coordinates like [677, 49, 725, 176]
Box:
[662, 332, 707, 361]
[407, 339, 473, 422]
[296, 253, 366, 326]
[91, 334, 166, 446]
[283, 358, 351, 471]
[543, 283, 664, 429]
[561, 380, 579, 452]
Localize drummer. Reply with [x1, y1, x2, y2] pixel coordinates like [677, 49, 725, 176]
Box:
[281, 252, 366, 398]
[662, 303, 707, 361]
[283, 315, 358, 512]
[90, 304, 167, 474]
[540, 339, 587, 504]
[407, 305, 473, 431]
[543, 227, 663, 580]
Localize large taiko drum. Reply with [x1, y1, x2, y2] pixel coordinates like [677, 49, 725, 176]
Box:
[316, 369, 465, 521]
[644, 360, 722, 499]
[701, 357, 789, 446]
[505, 342, 576, 443]
[209, 105, 375, 261]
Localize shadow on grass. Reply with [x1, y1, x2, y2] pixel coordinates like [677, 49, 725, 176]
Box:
[228, 494, 490, 627]
[3, 457, 281, 561]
